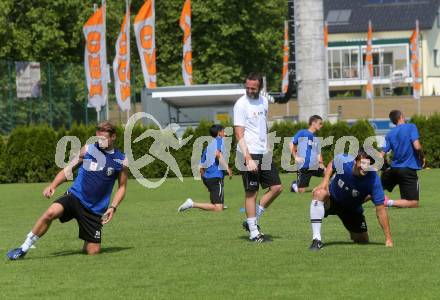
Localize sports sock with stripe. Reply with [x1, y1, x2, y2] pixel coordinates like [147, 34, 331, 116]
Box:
[310, 200, 324, 241]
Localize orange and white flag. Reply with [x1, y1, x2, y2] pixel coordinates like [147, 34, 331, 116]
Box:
[281, 21, 289, 94]
[366, 21, 374, 101]
[180, 0, 192, 85]
[324, 21, 328, 48]
[113, 3, 131, 112]
[410, 20, 421, 100]
[84, 3, 108, 110]
[134, 0, 157, 89]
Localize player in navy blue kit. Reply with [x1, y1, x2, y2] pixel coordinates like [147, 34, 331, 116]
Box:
[308, 149, 393, 251]
[178, 124, 232, 212]
[7, 121, 128, 260]
[381, 110, 425, 208]
[289, 115, 324, 193]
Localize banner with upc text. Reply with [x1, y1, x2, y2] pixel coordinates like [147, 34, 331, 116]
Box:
[83, 4, 108, 111]
[113, 6, 131, 112]
[180, 0, 192, 86]
[134, 0, 157, 89]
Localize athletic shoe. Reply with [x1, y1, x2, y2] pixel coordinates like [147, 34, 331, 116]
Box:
[7, 248, 26, 260]
[178, 198, 193, 212]
[309, 239, 323, 251]
[242, 221, 262, 233]
[223, 205, 228, 209]
[290, 181, 298, 193]
[250, 234, 266, 243]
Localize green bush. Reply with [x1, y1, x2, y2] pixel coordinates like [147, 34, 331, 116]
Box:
[0, 117, 437, 184]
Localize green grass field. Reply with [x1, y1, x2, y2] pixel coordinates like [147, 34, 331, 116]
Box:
[1, 170, 440, 299]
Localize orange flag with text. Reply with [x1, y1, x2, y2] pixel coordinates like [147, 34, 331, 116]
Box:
[134, 0, 157, 89]
[84, 4, 108, 110]
[113, 4, 131, 112]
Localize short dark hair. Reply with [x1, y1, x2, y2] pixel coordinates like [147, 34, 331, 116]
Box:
[355, 147, 374, 164]
[309, 115, 323, 126]
[209, 124, 224, 138]
[245, 72, 263, 90]
[389, 110, 402, 125]
[96, 121, 116, 135]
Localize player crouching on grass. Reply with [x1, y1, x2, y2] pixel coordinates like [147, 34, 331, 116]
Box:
[308, 148, 393, 251]
[178, 124, 232, 212]
[7, 121, 128, 260]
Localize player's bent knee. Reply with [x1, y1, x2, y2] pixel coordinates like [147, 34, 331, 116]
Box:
[85, 243, 101, 255]
[213, 205, 224, 212]
[312, 189, 328, 200]
[298, 188, 306, 193]
[351, 232, 369, 244]
[409, 201, 419, 208]
[42, 203, 64, 221]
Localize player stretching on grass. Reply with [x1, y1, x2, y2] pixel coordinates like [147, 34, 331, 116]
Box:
[234, 73, 283, 243]
[289, 115, 325, 193]
[7, 121, 128, 260]
[381, 110, 425, 208]
[308, 149, 393, 251]
[178, 124, 232, 212]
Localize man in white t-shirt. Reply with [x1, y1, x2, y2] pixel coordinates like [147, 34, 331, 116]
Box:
[233, 73, 283, 243]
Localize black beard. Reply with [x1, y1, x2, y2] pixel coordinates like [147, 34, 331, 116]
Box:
[246, 91, 259, 99]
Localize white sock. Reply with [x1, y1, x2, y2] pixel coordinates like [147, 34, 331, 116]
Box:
[387, 200, 394, 207]
[256, 205, 265, 221]
[310, 200, 324, 241]
[247, 217, 260, 239]
[20, 232, 39, 252]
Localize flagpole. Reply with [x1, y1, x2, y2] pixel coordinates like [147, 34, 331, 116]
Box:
[102, 0, 109, 121]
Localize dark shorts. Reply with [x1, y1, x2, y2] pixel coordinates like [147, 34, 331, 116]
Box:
[325, 196, 368, 233]
[381, 167, 419, 200]
[202, 177, 224, 204]
[240, 154, 282, 192]
[296, 167, 325, 188]
[54, 193, 103, 243]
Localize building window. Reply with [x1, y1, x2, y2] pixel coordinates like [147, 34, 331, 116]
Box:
[326, 10, 351, 25]
[434, 49, 440, 67]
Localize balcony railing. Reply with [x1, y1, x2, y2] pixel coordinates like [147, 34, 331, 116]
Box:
[329, 64, 409, 81]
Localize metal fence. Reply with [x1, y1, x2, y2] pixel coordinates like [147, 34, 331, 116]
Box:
[0, 61, 138, 135]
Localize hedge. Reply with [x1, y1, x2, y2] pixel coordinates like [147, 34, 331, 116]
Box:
[0, 115, 437, 183]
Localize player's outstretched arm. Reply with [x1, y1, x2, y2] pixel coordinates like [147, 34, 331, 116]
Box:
[42, 146, 86, 198]
[375, 204, 393, 247]
[102, 165, 128, 224]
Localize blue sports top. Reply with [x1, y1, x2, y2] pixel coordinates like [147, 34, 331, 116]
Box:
[382, 123, 421, 170]
[69, 143, 125, 216]
[201, 137, 225, 179]
[330, 154, 385, 213]
[291, 129, 320, 169]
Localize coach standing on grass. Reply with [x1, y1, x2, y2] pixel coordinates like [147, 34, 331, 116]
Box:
[233, 73, 283, 243]
[7, 121, 128, 260]
[381, 110, 425, 208]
